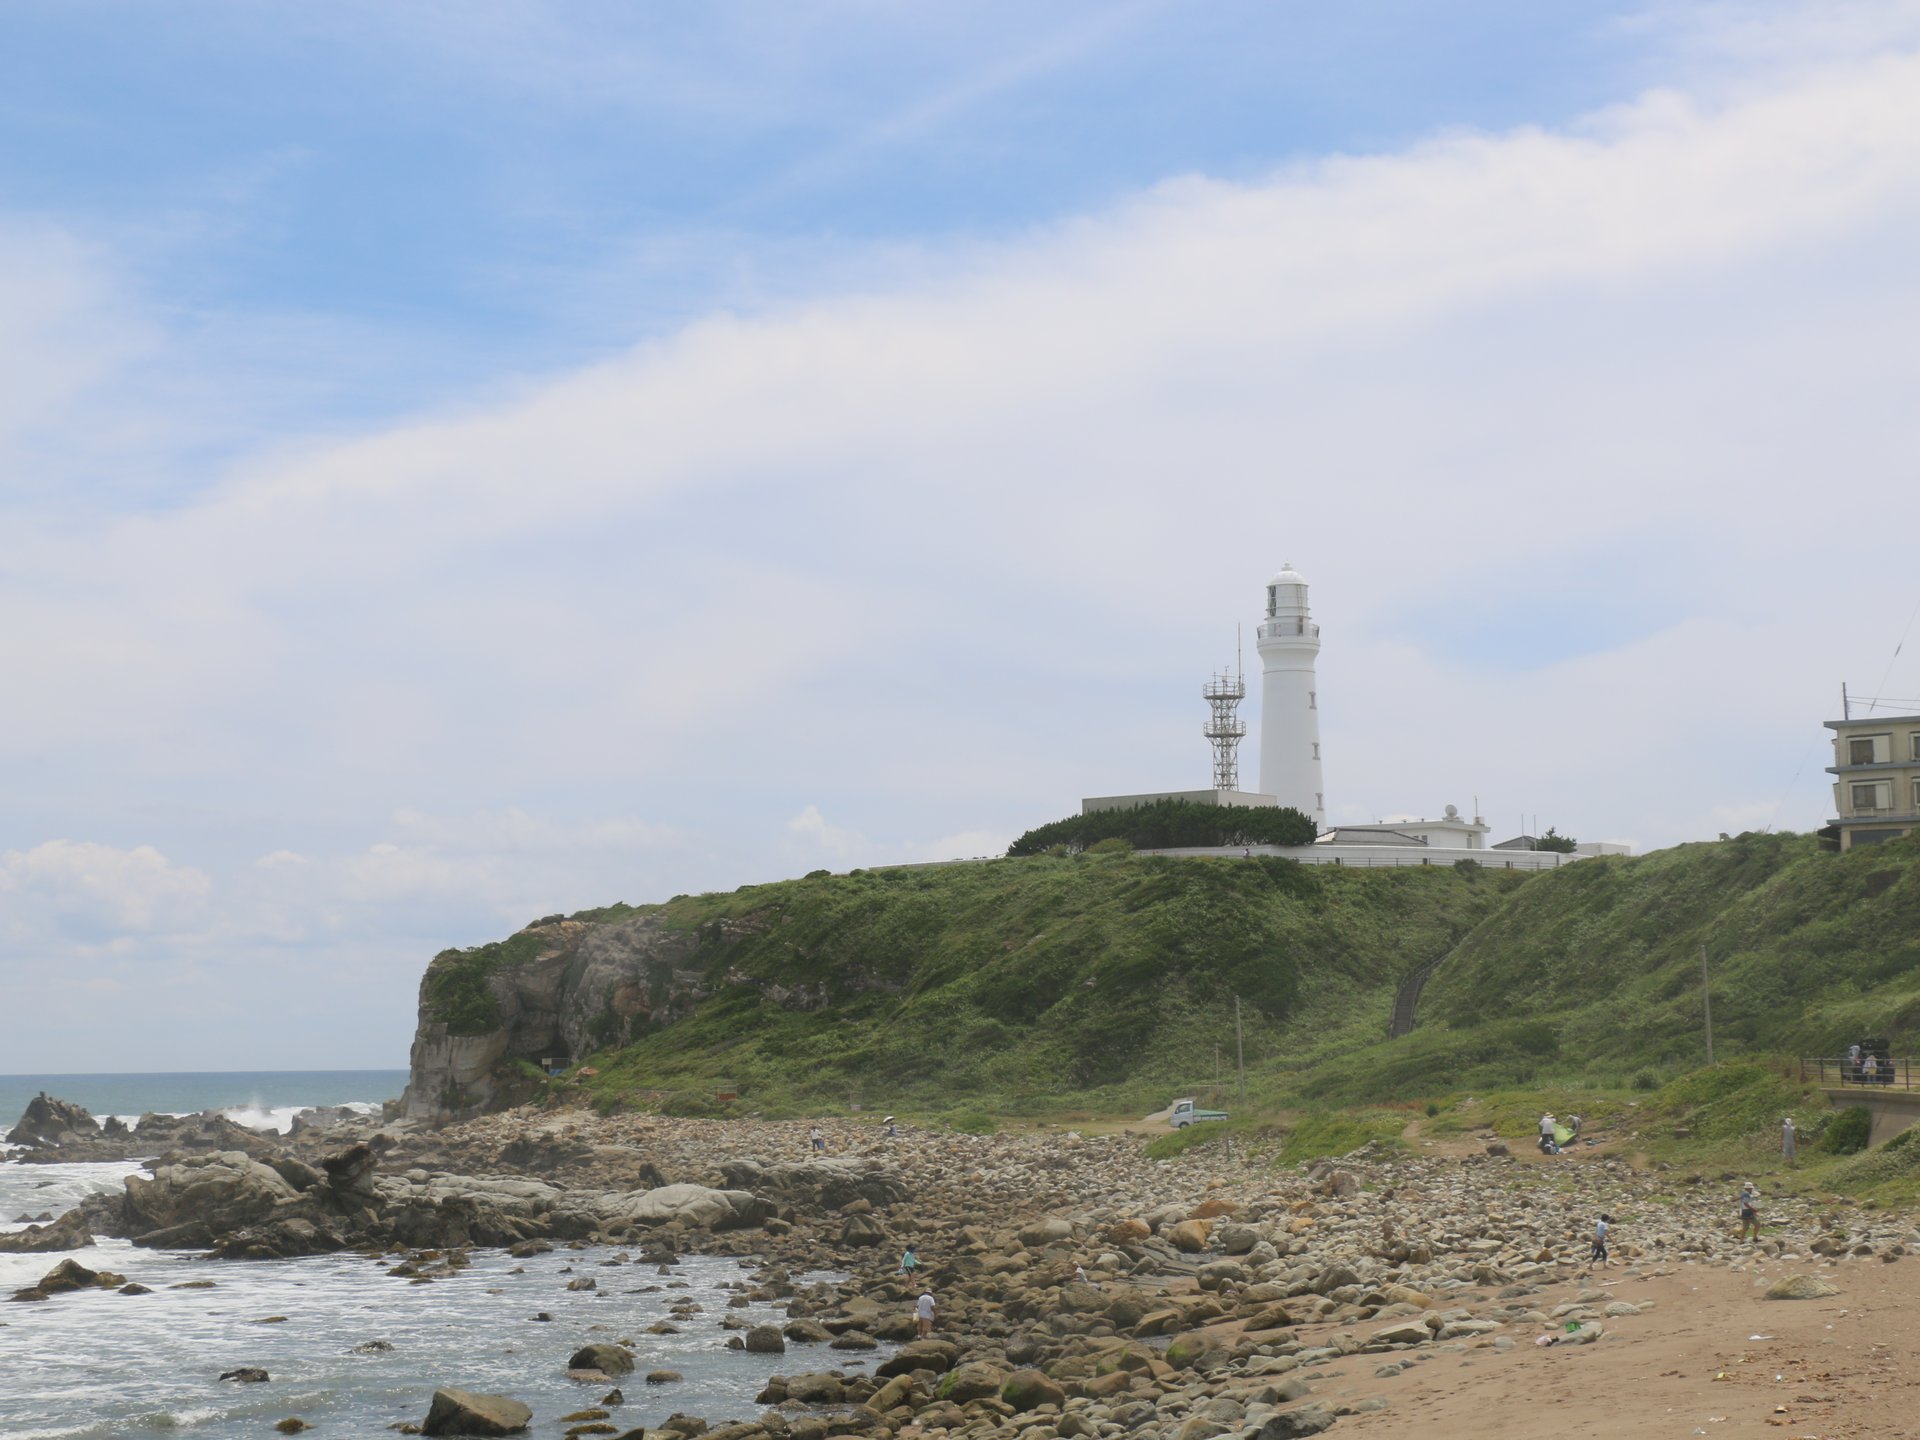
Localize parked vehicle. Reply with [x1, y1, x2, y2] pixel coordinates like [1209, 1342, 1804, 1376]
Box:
[1169, 1098, 1229, 1128]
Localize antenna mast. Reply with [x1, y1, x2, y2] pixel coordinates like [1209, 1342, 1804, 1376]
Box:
[1203, 654, 1248, 792]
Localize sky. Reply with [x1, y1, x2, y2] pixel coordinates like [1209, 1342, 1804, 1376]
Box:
[4, 0, 1920, 1072]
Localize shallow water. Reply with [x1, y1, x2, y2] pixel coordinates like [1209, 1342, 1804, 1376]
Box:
[1, 1161, 872, 1438]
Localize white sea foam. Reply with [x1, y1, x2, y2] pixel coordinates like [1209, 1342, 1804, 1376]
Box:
[85, 1100, 385, 1135]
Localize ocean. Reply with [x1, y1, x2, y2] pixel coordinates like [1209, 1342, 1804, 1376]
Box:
[0, 1071, 862, 1437]
[0, 1070, 410, 1134]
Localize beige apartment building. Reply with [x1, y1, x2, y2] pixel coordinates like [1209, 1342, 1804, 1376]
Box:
[1825, 712, 1920, 850]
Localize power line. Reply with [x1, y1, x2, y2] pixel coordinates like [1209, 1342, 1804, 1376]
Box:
[1871, 594, 1920, 700]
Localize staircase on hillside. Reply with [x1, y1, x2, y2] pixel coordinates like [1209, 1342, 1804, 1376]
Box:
[1388, 952, 1448, 1039]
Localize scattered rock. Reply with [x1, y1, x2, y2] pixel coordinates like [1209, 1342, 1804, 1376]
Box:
[422, 1388, 533, 1436]
[1766, 1275, 1841, 1300]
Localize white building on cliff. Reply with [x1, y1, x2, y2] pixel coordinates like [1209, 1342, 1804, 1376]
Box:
[1079, 561, 1626, 869]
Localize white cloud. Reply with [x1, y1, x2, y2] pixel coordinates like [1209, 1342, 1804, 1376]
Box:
[8, 15, 1920, 1066]
[0, 840, 213, 941]
[388, 807, 679, 852]
[786, 805, 867, 861]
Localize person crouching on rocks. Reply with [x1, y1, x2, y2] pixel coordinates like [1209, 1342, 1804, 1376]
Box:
[1738, 1183, 1761, 1241]
[915, 1290, 937, 1337]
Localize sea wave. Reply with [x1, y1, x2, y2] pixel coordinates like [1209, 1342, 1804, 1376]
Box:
[84, 1100, 385, 1136]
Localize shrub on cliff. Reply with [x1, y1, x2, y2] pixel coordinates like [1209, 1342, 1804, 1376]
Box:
[424, 931, 553, 1036]
[1006, 799, 1316, 856]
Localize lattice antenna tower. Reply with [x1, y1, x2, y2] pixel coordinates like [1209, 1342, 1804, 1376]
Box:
[1202, 630, 1247, 791]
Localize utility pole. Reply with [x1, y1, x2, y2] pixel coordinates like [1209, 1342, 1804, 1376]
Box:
[1213, 1045, 1221, 1103]
[1701, 945, 1714, 1065]
[1234, 994, 1246, 1103]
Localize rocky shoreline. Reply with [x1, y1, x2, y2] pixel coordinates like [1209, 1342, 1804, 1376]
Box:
[7, 1096, 1914, 1438]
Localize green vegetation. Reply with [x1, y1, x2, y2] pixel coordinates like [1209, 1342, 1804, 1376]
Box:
[1278, 1107, 1409, 1163]
[565, 852, 1515, 1115]
[1821, 1104, 1871, 1154]
[1416, 831, 1920, 1073]
[1006, 798, 1316, 857]
[424, 930, 558, 1035]
[430, 828, 1920, 1194]
[1535, 827, 1577, 854]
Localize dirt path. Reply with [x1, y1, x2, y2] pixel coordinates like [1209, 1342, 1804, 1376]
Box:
[1289, 1257, 1915, 1439]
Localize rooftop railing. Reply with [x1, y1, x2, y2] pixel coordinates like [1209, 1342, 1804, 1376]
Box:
[1800, 1057, 1920, 1091]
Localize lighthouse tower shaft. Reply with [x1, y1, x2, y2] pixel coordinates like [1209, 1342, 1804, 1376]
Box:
[1256, 565, 1326, 828]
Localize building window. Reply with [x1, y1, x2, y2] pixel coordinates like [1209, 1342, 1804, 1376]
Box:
[1851, 780, 1892, 812]
[1312, 743, 1320, 759]
[1309, 691, 1316, 709]
[1849, 734, 1891, 765]
[1914, 776, 1920, 810]
[1315, 792, 1323, 810]
[1911, 732, 1920, 761]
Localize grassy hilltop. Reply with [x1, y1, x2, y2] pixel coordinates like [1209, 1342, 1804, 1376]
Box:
[417, 830, 1920, 1126]
[557, 854, 1519, 1118]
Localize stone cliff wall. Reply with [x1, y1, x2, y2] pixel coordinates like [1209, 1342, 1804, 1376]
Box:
[402, 913, 709, 1123]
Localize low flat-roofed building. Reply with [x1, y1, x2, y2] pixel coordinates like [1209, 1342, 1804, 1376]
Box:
[1316, 825, 1426, 846]
[1825, 711, 1920, 850]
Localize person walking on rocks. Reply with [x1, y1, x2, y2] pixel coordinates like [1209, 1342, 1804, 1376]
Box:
[1589, 1213, 1612, 1266]
[1738, 1182, 1761, 1241]
[897, 1243, 919, 1279]
[915, 1290, 936, 1337]
[810, 1126, 825, 1154]
[1782, 1116, 1797, 1167]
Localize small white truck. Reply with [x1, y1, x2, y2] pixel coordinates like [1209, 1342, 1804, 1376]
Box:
[1168, 1098, 1230, 1128]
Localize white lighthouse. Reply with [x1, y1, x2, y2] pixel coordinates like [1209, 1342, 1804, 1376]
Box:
[1256, 563, 1326, 828]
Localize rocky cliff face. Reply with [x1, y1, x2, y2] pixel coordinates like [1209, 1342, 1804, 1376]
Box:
[402, 911, 746, 1122]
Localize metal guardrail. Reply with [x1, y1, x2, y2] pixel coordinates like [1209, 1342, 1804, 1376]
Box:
[1801, 1057, 1920, 1091]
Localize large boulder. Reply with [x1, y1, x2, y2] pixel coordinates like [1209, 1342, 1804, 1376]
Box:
[6, 1093, 100, 1148]
[714, 1159, 908, 1210]
[1245, 1405, 1335, 1438]
[1017, 1217, 1074, 1249]
[743, 1326, 785, 1355]
[875, 1339, 958, 1377]
[940, 1361, 1008, 1403]
[602, 1184, 767, 1231]
[11, 1257, 126, 1302]
[320, 1143, 381, 1198]
[1168, 1219, 1212, 1253]
[121, 1151, 300, 1242]
[0, 1208, 95, 1254]
[422, 1388, 532, 1435]
[784, 1372, 846, 1404]
[568, 1344, 635, 1377]
[1001, 1369, 1067, 1411]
